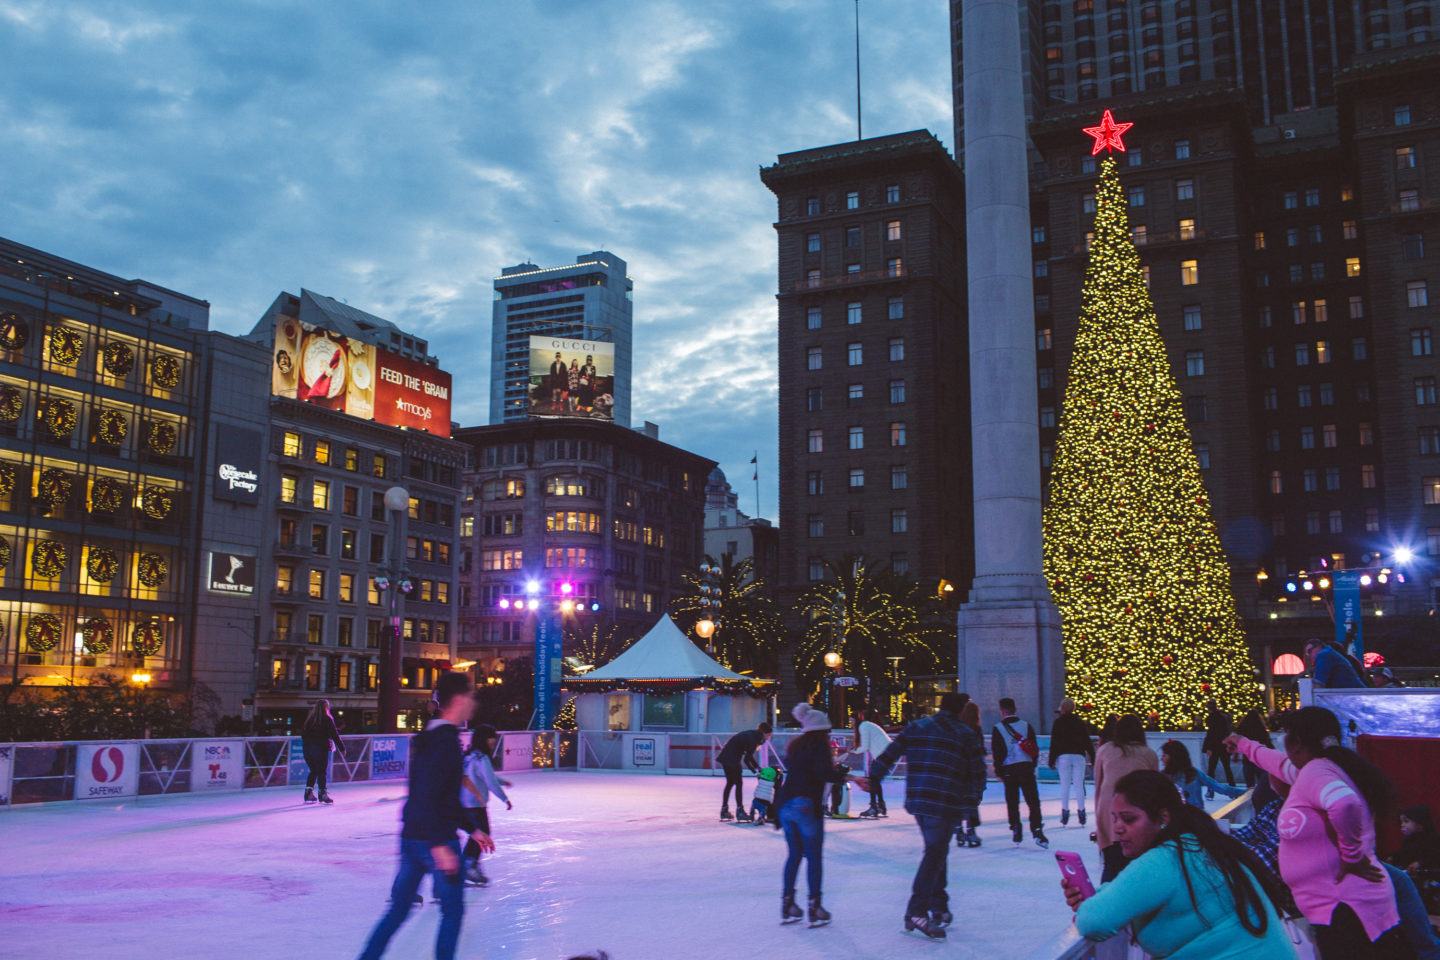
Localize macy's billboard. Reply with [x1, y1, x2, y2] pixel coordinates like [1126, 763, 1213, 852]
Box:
[270, 316, 453, 437]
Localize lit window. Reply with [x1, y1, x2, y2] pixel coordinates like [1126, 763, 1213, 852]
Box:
[849, 468, 865, 489]
[848, 383, 863, 403]
[1396, 146, 1417, 169]
[886, 258, 904, 277]
[1315, 340, 1330, 364]
[847, 302, 862, 325]
[806, 269, 821, 288]
[281, 474, 298, 504]
[312, 480, 330, 511]
[1133, 225, 1148, 245]
[1349, 296, 1365, 320]
[1345, 257, 1361, 277]
[891, 509, 908, 534]
[1175, 179, 1195, 201]
[282, 432, 302, 457]
[1409, 281, 1430, 308]
[1180, 259, 1199, 285]
[807, 347, 822, 370]
[1174, 139, 1190, 160]
[1361, 465, 1377, 489]
[806, 233, 821, 253]
[889, 337, 905, 361]
[888, 297, 904, 320]
[1178, 218, 1195, 240]
[807, 307, 822, 330]
[886, 220, 902, 241]
[890, 422, 907, 447]
[1427, 478, 1440, 506]
[1037, 327, 1054, 349]
[1359, 422, 1374, 446]
[308, 569, 325, 600]
[885, 184, 900, 203]
[1185, 350, 1205, 376]
[1413, 329, 1433, 356]
[1032, 225, 1047, 244]
[846, 191, 860, 210]
[889, 379, 906, 404]
[1254, 231, 1266, 250]
[1322, 424, 1338, 448]
[808, 514, 824, 538]
[1399, 190, 1420, 213]
[891, 465, 907, 489]
[848, 426, 864, 450]
[1269, 470, 1283, 494]
[1313, 299, 1328, 323]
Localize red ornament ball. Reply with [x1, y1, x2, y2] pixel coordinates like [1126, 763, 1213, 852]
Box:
[1201, 683, 1212, 692]
[1161, 654, 1174, 666]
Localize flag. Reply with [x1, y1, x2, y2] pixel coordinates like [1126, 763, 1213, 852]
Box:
[749, 454, 757, 464]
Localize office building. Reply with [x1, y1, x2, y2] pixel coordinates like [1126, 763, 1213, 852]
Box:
[489, 252, 633, 427]
[760, 131, 972, 598]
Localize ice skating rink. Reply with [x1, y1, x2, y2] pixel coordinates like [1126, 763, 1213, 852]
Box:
[0, 773, 1086, 959]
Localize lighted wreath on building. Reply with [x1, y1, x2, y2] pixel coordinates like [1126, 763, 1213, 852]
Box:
[0, 462, 15, 498]
[101, 341, 135, 377]
[25, 613, 63, 653]
[0, 386, 23, 423]
[47, 327, 84, 366]
[96, 408, 129, 446]
[132, 618, 164, 657]
[39, 397, 78, 440]
[137, 552, 168, 588]
[32, 540, 68, 579]
[82, 616, 113, 655]
[0, 534, 10, 570]
[37, 468, 73, 513]
[0, 312, 30, 351]
[149, 353, 182, 389]
[89, 476, 125, 514]
[86, 546, 120, 583]
[146, 420, 177, 455]
[141, 485, 173, 520]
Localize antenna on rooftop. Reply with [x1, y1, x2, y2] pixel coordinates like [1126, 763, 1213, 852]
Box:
[854, 0, 863, 140]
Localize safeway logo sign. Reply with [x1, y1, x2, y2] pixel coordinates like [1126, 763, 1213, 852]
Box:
[76, 743, 139, 800]
[92, 746, 125, 783]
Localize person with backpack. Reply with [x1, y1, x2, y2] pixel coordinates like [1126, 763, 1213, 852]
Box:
[716, 721, 772, 821]
[991, 696, 1048, 849]
[300, 699, 346, 804]
[460, 723, 512, 887]
[1048, 698, 1096, 828]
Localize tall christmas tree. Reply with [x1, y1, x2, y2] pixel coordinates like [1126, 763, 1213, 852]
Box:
[1043, 111, 1258, 728]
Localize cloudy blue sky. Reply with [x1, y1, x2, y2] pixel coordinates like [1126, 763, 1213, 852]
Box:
[0, 0, 953, 520]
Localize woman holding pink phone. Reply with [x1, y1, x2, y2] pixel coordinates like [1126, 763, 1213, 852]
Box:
[1061, 771, 1297, 959]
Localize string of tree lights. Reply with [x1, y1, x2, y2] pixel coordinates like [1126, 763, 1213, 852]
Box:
[1043, 112, 1260, 728]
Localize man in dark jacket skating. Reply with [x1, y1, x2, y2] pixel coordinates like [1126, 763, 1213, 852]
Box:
[357, 673, 494, 960]
[716, 721, 772, 820]
[862, 692, 986, 941]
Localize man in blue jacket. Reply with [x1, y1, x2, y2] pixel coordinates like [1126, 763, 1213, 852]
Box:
[357, 672, 494, 960]
[1305, 638, 1367, 688]
[862, 691, 986, 941]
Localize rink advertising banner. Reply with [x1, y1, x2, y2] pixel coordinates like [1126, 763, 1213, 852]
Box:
[527, 336, 615, 421]
[369, 736, 410, 781]
[76, 743, 140, 800]
[632, 738, 656, 767]
[533, 614, 563, 730]
[192, 741, 245, 791]
[1334, 570, 1364, 658]
[0, 745, 10, 805]
[207, 551, 257, 596]
[287, 738, 326, 786]
[212, 427, 262, 504]
[270, 315, 452, 437]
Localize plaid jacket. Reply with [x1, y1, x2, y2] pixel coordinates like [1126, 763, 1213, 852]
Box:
[868, 712, 987, 821]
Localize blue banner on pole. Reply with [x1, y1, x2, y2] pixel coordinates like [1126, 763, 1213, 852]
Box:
[533, 613, 563, 730]
[1333, 570, 1363, 660]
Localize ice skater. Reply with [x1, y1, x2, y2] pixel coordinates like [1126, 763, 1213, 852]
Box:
[716, 721, 772, 821]
[1048, 697, 1096, 827]
[774, 703, 850, 927]
[852, 705, 891, 818]
[300, 699, 346, 804]
[460, 723, 512, 887]
[991, 696, 1049, 848]
[356, 673, 493, 960]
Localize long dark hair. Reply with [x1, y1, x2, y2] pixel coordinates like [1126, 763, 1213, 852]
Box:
[1236, 709, 1272, 747]
[302, 700, 330, 734]
[1161, 739, 1197, 782]
[787, 728, 831, 764]
[1114, 770, 1294, 935]
[467, 723, 498, 758]
[1277, 707, 1394, 818]
[1110, 714, 1147, 754]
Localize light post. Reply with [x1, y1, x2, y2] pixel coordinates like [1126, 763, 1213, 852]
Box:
[823, 650, 842, 722]
[376, 485, 411, 733]
[695, 560, 722, 656]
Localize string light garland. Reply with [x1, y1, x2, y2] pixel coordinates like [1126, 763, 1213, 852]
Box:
[101, 341, 135, 377]
[145, 420, 177, 455]
[0, 462, 15, 498]
[149, 353, 182, 389]
[31, 540, 68, 578]
[562, 677, 776, 698]
[132, 618, 164, 657]
[141, 485, 173, 520]
[137, 552, 168, 587]
[96, 408, 128, 446]
[39, 397, 78, 440]
[1042, 140, 1259, 729]
[25, 613, 63, 653]
[89, 477, 125, 514]
[86, 546, 120, 583]
[37, 468, 73, 513]
[82, 616, 113, 655]
[0, 534, 10, 569]
[0, 385, 23, 423]
[0, 313, 29, 351]
[47, 327, 84, 365]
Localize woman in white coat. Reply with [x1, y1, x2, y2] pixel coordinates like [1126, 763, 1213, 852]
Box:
[854, 705, 893, 818]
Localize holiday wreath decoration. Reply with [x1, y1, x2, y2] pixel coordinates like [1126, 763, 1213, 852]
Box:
[39, 397, 78, 440]
[0, 462, 16, 498]
[37, 467, 73, 513]
[89, 476, 125, 514]
[149, 353, 182, 389]
[0, 386, 23, 424]
[32, 539, 68, 578]
[137, 551, 168, 587]
[81, 616, 113, 655]
[0, 534, 10, 570]
[146, 420, 177, 455]
[96, 408, 128, 446]
[47, 327, 84, 366]
[0, 312, 29, 351]
[132, 618, 164, 657]
[25, 613, 63, 653]
[101, 341, 135, 377]
[141, 485, 173, 520]
[86, 546, 119, 583]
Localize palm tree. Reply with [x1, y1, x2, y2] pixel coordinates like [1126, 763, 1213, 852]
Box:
[671, 555, 783, 673]
[796, 555, 948, 684]
[564, 622, 633, 674]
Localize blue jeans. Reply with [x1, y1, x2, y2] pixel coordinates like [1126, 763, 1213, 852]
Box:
[908, 815, 958, 917]
[779, 797, 823, 898]
[1385, 862, 1440, 960]
[357, 839, 464, 960]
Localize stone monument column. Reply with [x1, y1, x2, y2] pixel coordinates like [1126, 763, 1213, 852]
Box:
[957, 0, 1064, 729]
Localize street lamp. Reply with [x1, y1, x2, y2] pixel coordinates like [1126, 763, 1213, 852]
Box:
[376, 485, 411, 733]
[823, 650, 842, 670]
[695, 560, 722, 654]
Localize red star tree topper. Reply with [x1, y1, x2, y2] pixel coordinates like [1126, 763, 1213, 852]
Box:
[1083, 109, 1133, 155]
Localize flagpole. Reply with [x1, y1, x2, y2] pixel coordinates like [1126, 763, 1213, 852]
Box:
[753, 450, 760, 519]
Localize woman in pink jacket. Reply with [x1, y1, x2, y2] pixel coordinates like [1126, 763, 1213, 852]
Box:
[1227, 706, 1405, 959]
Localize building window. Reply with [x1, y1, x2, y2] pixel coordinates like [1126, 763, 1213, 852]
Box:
[339, 573, 355, 603]
[886, 220, 902, 241]
[847, 302, 862, 325]
[1133, 225, 1148, 245]
[806, 269, 821, 288]
[1178, 218, 1196, 240]
[1196, 443, 1210, 470]
[806, 197, 820, 216]
[889, 421, 907, 447]
[1180, 305, 1202, 332]
[1417, 377, 1437, 406]
[1421, 427, 1440, 454]
[844, 342, 862, 366]
[1040, 406, 1056, 428]
[372, 454, 388, 479]
[1254, 231, 1266, 250]
[280, 474, 298, 504]
[1286, 228, 1300, 248]
[807, 429, 823, 453]
[1409, 281, 1430, 308]
[1175, 179, 1194, 201]
[282, 431, 302, 457]
[1180, 259, 1198, 285]
[1414, 329, 1434, 356]
[1310, 262, 1325, 280]
[311, 523, 329, 555]
[1174, 139, 1190, 160]
[806, 233, 821, 253]
[887, 296, 904, 319]
[1308, 224, 1324, 244]
[846, 227, 861, 248]
[1396, 146, 1417, 169]
[847, 382, 863, 403]
[1298, 385, 1313, 407]
[848, 468, 865, 489]
[1127, 147, 1143, 167]
[1282, 191, 1298, 210]
[848, 426, 864, 450]
[807, 346, 822, 370]
[1322, 424, 1338, 448]
[1325, 467, 1340, 490]
[889, 379, 906, 404]
[807, 514, 824, 538]
[1263, 387, 1279, 411]
[1034, 260, 1049, 278]
[1404, 234, 1425, 259]
[888, 337, 904, 361]
[807, 387, 823, 412]
[1039, 367, 1054, 389]
[1037, 327, 1053, 350]
[891, 509, 908, 534]
[808, 557, 825, 581]
[886, 258, 904, 277]
[846, 191, 859, 210]
[1300, 426, 1315, 450]
[1127, 186, 1146, 207]
[891, 465, 907, 490]
[314, 440, 330, 465]
[1289, 264, 1304, 283]
[806, 306, 822, 330]
[1302, 469, 1318, 492]
[1184, 395, 1208, 422]
[1185, 350, 1205, 376]
[308, 569, 325, 600]
[1269, 470, 1283, 495]
[1427, 477, 1440, 506]
[1345, 257, 1361, 277]
[1081, 156, 1095, 174]
[1304, 188, 1320, 207]
[807, 471, 824, 495]
[1312, 299, 1328, 323]
[1348, 296, 1364, 320]
[1315, 340, 1331, 364]
[312, 480, 330, 511]
[1352, 337, 1368, 361]
[1361, 465, 1377, 489]
[1032, 225, 1046, 244]
[1083, 194, 1097, 215]
[885, 184, 900, 203]
[1305, 512, 1321, 535]
[1261, 345, 1275, 369]
[1343, 220, 1358, 241]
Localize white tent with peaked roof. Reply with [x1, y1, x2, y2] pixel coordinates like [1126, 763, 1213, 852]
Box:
[575, 615, 748, 682]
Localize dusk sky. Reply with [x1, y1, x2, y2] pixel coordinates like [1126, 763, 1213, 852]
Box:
[0, 1, 953, 520]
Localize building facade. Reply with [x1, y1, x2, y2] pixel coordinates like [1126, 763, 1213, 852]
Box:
[488, 253, 634, 427]
[702, 467, 779, 587]
[952, 5, 1440, 665]
[454, 419, 712, 672]
[760, 131, 972, 597]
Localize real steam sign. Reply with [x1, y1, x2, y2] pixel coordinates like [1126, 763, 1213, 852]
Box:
[192, 741, 244, 791]
[76, 743, 140, 800]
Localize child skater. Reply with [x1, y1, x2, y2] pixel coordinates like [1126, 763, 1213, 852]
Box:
[461, 723, 512, 887]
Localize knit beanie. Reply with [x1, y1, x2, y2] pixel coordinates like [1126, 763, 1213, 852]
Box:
[792, 702, 832, 733]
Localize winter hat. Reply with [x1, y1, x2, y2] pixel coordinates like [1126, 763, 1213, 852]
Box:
[1401, 804, 1435, 833]
[792, 702, 832, 733]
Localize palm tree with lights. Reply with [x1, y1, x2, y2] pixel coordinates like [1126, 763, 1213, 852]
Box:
[671, 555, 783, 673]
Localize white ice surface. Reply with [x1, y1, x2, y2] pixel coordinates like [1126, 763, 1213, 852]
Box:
[0, 774, 1099, 960]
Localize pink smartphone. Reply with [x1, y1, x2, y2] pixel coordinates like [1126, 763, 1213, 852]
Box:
[1055, 851, 1096, 900]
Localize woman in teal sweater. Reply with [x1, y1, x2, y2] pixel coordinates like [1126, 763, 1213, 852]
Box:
[1064, 770, 1298, 959]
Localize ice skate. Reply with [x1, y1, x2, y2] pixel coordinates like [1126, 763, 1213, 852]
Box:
[1033, 827, 1050, 849]
[858, 805, 881, 819]
[318, 791, 333, 805]
[1078, 808, 1087, 826]
[719, 806, 734, 821]
[1012, 827, 1024, 845]
[931, 909, 953, 929]
[464, 864, 488, 887]
[904, 914, 946, 939]
[807, 894, 831, 928]
[303, 788, 317, 803]
[1060, 809, 1070, 826]
[964, 827, 982, 848]
[781, 894, 803, 925]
